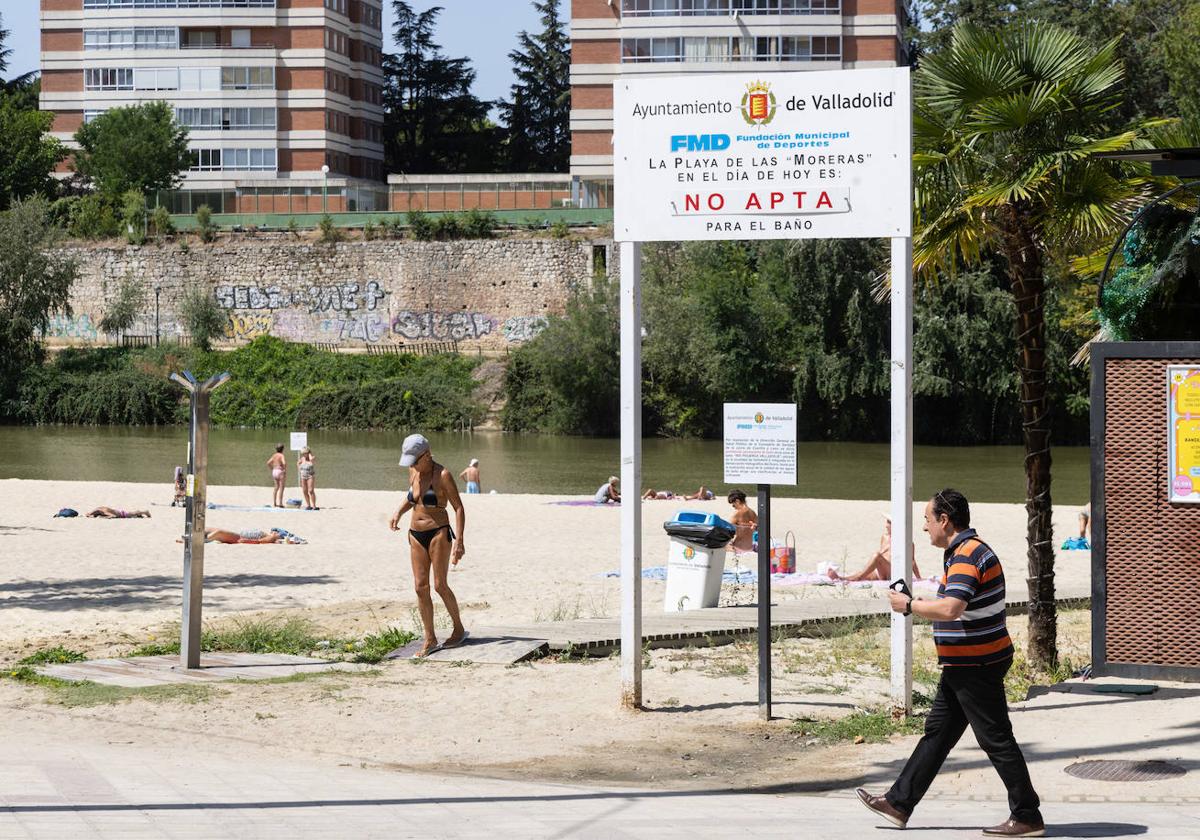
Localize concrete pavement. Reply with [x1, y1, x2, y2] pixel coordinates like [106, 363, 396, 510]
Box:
[3, 726, 1198, 839]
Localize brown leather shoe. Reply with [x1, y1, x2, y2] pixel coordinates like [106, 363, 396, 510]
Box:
[855, 788, 908, 828]
[982, 818, 1045, 837]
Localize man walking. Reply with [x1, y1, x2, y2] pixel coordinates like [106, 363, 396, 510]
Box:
[856, 488, 1044, 837]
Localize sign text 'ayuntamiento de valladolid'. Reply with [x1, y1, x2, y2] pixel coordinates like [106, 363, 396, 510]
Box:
[613, 67, 912, 242]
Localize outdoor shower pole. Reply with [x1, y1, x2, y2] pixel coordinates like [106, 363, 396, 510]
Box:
[171, 370, 231, 670]
[154, 286, 161, 346]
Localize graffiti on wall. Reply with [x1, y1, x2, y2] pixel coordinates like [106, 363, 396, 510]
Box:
[502, 316, 548, 342]
[43, 314, 99, 340]
[215, 282, 388, 314]
[320, 314, 389, 343]
[224, 313, 274, 341]
[391, 311, 498, 343]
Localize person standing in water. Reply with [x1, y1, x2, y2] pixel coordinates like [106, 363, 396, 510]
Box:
[459, 458, 481, 494]
[389, 434, 468, 658]
[267, 444, 286, 508]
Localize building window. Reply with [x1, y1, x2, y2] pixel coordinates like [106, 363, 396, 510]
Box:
[85, 1, 275, 8]
[84, 67, 134, 90]
[221, 66, 275, 89]
[620, 0, 840, 14]
[84, 109, 107, 123]
[83, 27, 178, 51]
[189, 147, 277, 171]
[325, 110, 350, 135]
[325, 0, 348, 14]
[325, 70, 350, 95]
[324, 29, 349, 55]
[178, 107, 277, 130]
[621, 35, 840, 62]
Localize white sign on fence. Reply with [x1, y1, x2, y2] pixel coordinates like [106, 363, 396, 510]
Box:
[613, 67, 911, 242]
[723, 403, 797, 486]
[290, 432, 308, 452]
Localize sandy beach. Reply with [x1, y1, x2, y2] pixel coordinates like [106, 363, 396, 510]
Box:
[0, 478, 1106, 791]
[0, 478, 1092, 650]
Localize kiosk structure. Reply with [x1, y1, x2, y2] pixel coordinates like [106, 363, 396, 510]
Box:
[612, 67, 915, 712]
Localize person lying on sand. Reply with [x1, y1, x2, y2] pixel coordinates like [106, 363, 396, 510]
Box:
[828, 516, 922, 582]
[86, 507, 150, 519]
[642, 488, 676, 500]
[683, 485, 715, 501]
[202, 528, 283, 544]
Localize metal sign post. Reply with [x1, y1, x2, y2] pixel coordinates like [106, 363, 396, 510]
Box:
[757, 483, 772, 720]
[170, 370, 231, 670]
[613, 66, 913, 712]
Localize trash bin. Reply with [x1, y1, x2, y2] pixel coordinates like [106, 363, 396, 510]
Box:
[662, 511, 737, 612]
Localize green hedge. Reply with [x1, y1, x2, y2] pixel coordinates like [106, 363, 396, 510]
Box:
[15, 336, 485, 430]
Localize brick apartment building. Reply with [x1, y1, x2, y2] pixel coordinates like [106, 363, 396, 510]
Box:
[569, 0, 908, 208]
[39, 0, 387, 213]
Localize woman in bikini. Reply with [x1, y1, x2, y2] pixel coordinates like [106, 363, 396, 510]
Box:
[267, 444, 286, 508]
[298, 447, 317, 510]
[388, 433, 467, 658]
[86, 507, 150, 518]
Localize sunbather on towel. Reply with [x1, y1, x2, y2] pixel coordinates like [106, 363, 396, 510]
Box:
[204, 527, 283, 544]
[642, 488, 676, 500]
[87, 507, 150, 519]
[828, 516, 922, 582]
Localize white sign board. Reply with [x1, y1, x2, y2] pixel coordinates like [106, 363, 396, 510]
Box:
[724, 403, 797, 485]
[614, 67, 911, 242]
[290, 432, 308, 452]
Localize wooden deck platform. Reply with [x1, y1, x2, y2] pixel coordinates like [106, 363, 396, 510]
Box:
[37, 653, 366, 688]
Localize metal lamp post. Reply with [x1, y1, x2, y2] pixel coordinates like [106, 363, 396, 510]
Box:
[154, 286, 162, 346]
[170, 369, 231, 670]
[322, 163, 330, 213]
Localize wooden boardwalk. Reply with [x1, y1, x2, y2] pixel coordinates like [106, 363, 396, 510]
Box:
[398, 586, 1092, 663]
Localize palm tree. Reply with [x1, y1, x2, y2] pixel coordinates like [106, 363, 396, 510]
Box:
[913, 24, 1148, 667]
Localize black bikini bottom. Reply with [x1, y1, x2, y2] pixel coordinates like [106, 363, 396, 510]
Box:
[409, 524, 454, 550]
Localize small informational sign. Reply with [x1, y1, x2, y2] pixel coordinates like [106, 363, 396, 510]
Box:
[186, 474, 195, 498]
[723, 403, 797, 485]
[613, 67, 911, 242]
[1168, 366, 1200, 503]
[290, 432, 308, 451]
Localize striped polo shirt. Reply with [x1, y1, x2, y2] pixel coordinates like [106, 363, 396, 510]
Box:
[933, 529, 1014, 666]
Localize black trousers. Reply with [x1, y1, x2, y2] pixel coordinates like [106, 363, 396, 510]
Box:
[886, 659, 1042, 824]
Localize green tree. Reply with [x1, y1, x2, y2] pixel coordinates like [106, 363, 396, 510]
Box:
[913, 23, 1145, 667]
[383, 2, 499, 173]
[0, 98, 65, 209]
[0, 197, 78, 416]
[500, 0, 570, 172]
[120, 190, 147, 245]
[73, 102, 190, 199]
[179, 285, 225, 352]
[99, 273, 144, 338]
[1162, 2, 1200, 129]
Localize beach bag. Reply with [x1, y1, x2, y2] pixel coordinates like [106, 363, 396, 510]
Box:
[53, 508, 78, 518]
[770, 531, 796, 574]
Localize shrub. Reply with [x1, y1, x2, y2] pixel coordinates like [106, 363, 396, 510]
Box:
[65, 194, 120, 240]
[179, 285, 225, 351]
[98, 273, 144, 337]
[362, 220, 378, 241]
[431, 213, 461, 240]
[195, 204, 216, 243]
[318, 213, 343, 243]
[459, 208, 496, 239]
[120, 190, 147, 245]
[150, 205, 174, 239]
[407, 209, 435, 241]
[549, 219, 570, 239]
[286, 216, 299, 238]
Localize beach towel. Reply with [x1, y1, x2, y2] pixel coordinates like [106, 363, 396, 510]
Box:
[205, 503, 321, 513]
[547, 500, 620, 507]
[269, 527, 307, 545]
[1061, 536, 1090, 551]
[602, 566, 758, 584]
[772, 573, 942, 589]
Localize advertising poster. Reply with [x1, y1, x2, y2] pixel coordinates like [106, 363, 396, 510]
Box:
[613, 67, 911, 242]
[1168, 366, 1200, 503]
[723, 403, 797, 486]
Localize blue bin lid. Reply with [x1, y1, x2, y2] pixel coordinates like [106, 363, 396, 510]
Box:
[666, 510, 735, 531]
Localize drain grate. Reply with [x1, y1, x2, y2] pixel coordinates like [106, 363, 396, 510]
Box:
[1065, 760, 1186, 782]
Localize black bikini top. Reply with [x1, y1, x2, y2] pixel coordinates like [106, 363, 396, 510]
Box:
[407, 482, 441, 507]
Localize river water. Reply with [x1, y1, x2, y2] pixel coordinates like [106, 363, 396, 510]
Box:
[0, 426, 1090, 504]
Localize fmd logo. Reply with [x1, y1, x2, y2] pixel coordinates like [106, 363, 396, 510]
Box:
[670, 134, 730, 153]
[754, 412, 765, 423]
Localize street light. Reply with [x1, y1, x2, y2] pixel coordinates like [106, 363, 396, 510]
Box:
[154, 285, 162, 346]
[322, 163, 330, 213]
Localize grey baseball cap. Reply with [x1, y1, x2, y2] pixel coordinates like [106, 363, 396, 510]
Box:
[399, 433, 430, 466]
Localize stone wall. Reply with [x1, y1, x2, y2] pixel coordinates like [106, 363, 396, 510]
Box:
[49, 237, 612, 352]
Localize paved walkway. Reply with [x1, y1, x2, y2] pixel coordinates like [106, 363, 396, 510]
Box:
[2, 729, 1196, 839]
